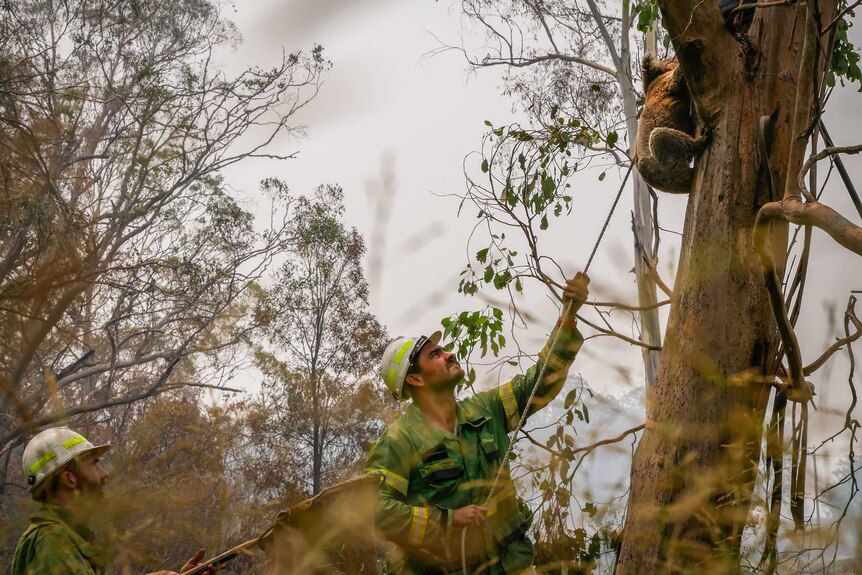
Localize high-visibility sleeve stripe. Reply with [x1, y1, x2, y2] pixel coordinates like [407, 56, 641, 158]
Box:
[486, 483, 516, 516]
[371, 468, 409, 496]
[539, 348, 568, 371]
[498, 382, 519, 431]
[393, 340, 414, 365]
[409, 506, 430, 545]
[62, 435, 85, 449]
[29, 450, 57, 474]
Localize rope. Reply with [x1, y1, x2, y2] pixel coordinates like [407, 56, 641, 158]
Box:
[584, 163, 632, 274]
[459, 164, 631, 573]
[460, 301, 572, 574]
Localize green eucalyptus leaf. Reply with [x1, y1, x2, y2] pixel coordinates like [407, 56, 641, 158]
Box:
[564, 389, 577, 409]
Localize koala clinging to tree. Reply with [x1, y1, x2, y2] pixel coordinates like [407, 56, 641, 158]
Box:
[635, 55, 711, 194]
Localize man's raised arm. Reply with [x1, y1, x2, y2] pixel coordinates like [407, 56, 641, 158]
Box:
[496, 272, 590, 431]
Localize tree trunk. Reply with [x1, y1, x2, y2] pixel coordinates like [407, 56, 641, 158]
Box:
[312, 427, 322, 495]
[0, 446, 11, 496]
[621, 2, 662, 392]
[616, 2, 837, 572]
[622, 94, 662, 394]
[631, 174, 661, 393]
[312, 382, 322, 495]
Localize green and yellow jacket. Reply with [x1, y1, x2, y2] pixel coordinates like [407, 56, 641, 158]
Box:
[11, 503, 106, 575]
[365, 321, 583, 575]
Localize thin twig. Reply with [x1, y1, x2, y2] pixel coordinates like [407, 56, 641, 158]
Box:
[804, 295, 861, 375]
[588, 299, 671, 312]
[577, 315, 663, 351]
[822, 0, 862, 35]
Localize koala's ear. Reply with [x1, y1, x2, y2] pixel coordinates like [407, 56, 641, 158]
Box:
[642, 55, 668, 90]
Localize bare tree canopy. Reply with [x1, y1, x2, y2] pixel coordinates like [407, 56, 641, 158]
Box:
[0, 0, 325, 472]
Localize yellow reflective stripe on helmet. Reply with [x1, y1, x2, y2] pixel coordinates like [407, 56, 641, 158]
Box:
[498, 382, 519, 431]
[393, 340, 414, 365]
[372, 468, 409, 496]
[386, 340, 416, 395]
[62, 435, 85, 449]
[408, 506, 430, 545]
[386, 367, 399, 390]
[28, 450, 57, 475]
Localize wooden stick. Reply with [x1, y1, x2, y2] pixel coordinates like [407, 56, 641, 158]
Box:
[180, 529, 272, 575]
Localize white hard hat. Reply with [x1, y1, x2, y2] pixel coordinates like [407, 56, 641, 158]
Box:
[380, 331, 441, 400]
[22, 427, 110, 493]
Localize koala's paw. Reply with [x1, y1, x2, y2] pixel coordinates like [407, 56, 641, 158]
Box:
[695, 125, 714, 151]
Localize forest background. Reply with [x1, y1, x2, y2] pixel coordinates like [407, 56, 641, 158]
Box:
[1, 0, 861, 573]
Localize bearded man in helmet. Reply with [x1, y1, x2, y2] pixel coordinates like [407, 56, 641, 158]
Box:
[11, 426, 213, 575]
[365, 272, 590, 575]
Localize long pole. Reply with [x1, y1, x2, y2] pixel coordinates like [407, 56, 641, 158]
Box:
[179, 529, 272, 575]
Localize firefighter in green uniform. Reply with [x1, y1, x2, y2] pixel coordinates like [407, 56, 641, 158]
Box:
[12, 427, 212, 575]
[366, 272, 590, 575]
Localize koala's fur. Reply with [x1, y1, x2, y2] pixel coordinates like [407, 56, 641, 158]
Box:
[635, 56, 710, 194]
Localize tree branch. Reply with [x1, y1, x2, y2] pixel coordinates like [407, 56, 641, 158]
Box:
[477, 53, 616, 78]
[570, 423, 645, 457]
[522, 423, 646, 460]
[757, 198, 862, 258]
[804, 295, 862, 375]
[577, 315, 663, 351]
[527, 0, 560, 54]
[823, 0, 862, 35]
[588, 299, 671, 312]
[753, 210, 812, 403]
[798, 144, 862, 201]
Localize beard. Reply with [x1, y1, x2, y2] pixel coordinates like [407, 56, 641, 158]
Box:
[446, 360, 465, 382]
[75, 473, 106, 500]
[70, 475, 107, 523]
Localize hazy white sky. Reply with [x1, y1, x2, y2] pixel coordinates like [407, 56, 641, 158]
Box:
[221, 0, 672, 394]
[219, 1, 862, 468]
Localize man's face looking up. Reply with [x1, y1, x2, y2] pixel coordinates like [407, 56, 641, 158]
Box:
[409, 342, 465, 392]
